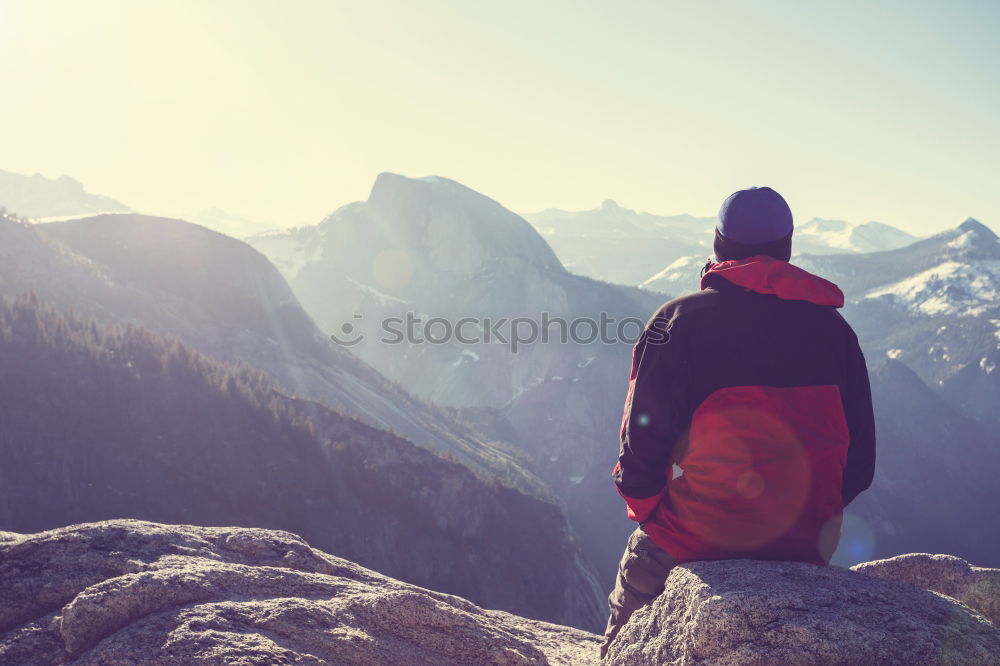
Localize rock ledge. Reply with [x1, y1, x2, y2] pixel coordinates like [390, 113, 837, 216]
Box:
[606, 557, 1000, 665]
[0, 520, 600, 665]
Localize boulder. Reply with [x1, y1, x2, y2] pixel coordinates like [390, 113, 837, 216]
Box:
[0, 520, 601, 665]
[605, 559, 1000, 665]
[852, 553, 1000, 628]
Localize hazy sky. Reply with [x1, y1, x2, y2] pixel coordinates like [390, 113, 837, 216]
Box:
[2, 0, 997, 235]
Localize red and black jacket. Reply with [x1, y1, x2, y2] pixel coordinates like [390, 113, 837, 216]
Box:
[613, 255, 876, 565]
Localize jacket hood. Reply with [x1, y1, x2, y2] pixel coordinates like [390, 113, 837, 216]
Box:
[700, 254, 844, 307]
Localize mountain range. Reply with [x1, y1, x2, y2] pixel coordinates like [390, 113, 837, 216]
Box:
[799, 218, 1000, 427]
[0, 210, 542, 495]
[251, 175, 1000, 580]
[0, 169, 132, 220]
[0, 291, 604, 630]
[538, 209, 1000, 567]
[524, 200, 918, 288]
[2, 168, 998, 630]
[0, 206, 606, 629]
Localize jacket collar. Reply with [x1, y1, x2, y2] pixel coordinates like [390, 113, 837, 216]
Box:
[700, 254, 845, 307]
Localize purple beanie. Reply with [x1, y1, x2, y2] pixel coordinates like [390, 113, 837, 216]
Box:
[717, 187, 794, 245]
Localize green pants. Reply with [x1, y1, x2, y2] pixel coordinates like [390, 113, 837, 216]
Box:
[601, 526, 679, 660]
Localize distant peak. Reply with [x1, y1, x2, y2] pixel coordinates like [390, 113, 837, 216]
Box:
[801, 217, 848, 230]
[958, 217, 996, 239]
[364, 171, 519, 224]
[873, 357, 921, 383]
[373, 172, 455, 187]
[368, 172, 420, 204]
[371, 171, 406, 191]
[368, 172, 468, 203]
[940, 217, 999, 254]
[600, 199, 620, 211]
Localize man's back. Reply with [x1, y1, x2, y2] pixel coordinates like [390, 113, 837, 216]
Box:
[602, 186, 877, 659]
[614, 256, 876, 564]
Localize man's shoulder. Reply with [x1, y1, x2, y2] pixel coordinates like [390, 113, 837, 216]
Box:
[646, 288, 721, 328]
[646, 285, 858, 339]
[827, 308, 861, 344]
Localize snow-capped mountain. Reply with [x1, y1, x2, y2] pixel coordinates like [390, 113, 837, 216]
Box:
[524, 201, 917, 289]
[807, 219, 999, 318]
[0, 169, 131, 219]
[639, 255, 711, 295]
[793, 218, 919, 255]
[640, 218, 922, 297]
[799, 218, 1000, 425]
[639, 218, 1000, 425]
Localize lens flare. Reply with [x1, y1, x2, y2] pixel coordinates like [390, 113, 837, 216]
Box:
[829, 513, 876, 566]
[674, 405, 811, 551]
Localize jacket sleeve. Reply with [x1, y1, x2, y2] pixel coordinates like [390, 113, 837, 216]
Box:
[841, 334, 876, 507]
[612, 309, 692, 522]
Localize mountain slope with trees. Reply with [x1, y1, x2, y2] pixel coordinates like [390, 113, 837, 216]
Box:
[0, 293, 604, 629]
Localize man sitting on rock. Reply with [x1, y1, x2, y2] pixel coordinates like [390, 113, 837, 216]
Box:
[602, 186, 877, 658]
